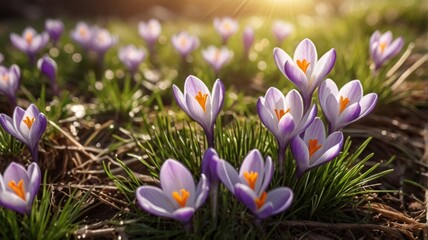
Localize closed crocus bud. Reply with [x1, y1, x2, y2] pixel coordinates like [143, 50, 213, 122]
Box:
[202, 46, 233, 75]
[369, 30, 404, 72]
[136, 159, 209, 225]
[10, 27, 49, 63]
[318, 79, 377, 133]
[118, 45, 145, 75]
[242, 26, 254, 55]
[0, 162, 41, 215]
[0, 104, 47, 162]
[0, 64, 20, 106]
[173, 75, 225, 148]
[291, 117, 344, 177]
[171, 32, 199, 58]
[71, 22, 93, 50]
[37, 55, 59, 96]
[274, 38, 336, 111]
[257, 87, 317, 172]
[138, 19, 161, 53]
[45, 19, 64, 45]
[272, 20, 293, 45]
[213, 17, 239, 45]
[217, 149, 293, 220]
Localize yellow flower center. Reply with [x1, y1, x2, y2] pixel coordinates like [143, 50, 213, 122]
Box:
[243, 171, 258, 190]
[274, 108, 290, 121]
[379, 42, 387, 53]
[8, 179, 26, 201]
[308, 139, 322, 157]
[223, 22, 231, 31]
[172, 189, 190, 208]
[25, 32, 33, 45]
[2, 74, 9, 82]
[23, 116, 35, 129]
[296, 59, 310, 73]
[79, 27, 88, 37]
[255, 191, 267, 209]
[195, 91, 208, 113]
[339, 96, 350, 114]
[179, 37, 188, 48]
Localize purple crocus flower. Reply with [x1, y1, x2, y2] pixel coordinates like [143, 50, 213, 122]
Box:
[0, 104, 47, 162]
[318, 79, 378, 133]
[213, 17, 239, 44]
[0, 64, 20, 105]
[45, 19, 64, 45]
[201, 148, 221, 218]
[202, 46, 233, 75]
[217, 149, 293, 220]
[173, 75, 225, 148]
[257, 87, 317, 172]
[242, 26, 254, 55]
[136, 159, 209, 225]
[272, 20, 293, 45]
[171, 32, 199, 59]
[290, 117, 344, 177]
[71, 22, 93, 50]
[90, 27, 118, 60]
[370, 30, 404, 72]
[37, 55, 59, 96]
[138, 19, 161, 54]
[274, 38, 336, 111]
[10, 27, 49, 63]
[118, 45, 145, 75]
[0, 162, 41, 215]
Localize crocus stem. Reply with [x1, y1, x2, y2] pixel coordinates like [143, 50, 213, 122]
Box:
[277, 142, 286, 174]
[183, 221, 192, 233]
[205, 128, 215, 148]
[30, 148, 39, 162]
[210, 181, 219, 222]
[303, 94, 312, 113]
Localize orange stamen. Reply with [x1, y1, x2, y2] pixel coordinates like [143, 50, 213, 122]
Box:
[274, 108, 290, 121]
[23, 116, 35, 129]
[296, 59, 310, 73]
[308, 139, 322, 157]
[339, 96, 350, 113]
[8, 179, 26, 201]
[379, 42, 387, 53]
[25, 32, 33, 45]
[243, 171, 258, 190]
[195, 91, 208, 112]
[172, 189, 190, 208]
[79, 27, 87, 37]
[2, 74, 9, 82]
[255, 192, 267, 209]
[180, 37, 188, 48]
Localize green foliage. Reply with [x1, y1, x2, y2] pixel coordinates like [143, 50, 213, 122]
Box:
[0, 127, 25, 160]
[0, 174, 89, 240]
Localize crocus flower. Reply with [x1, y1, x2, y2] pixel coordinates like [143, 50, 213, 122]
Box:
[257, 88, 317, 171]
[242, 26, 254, 55]
[90, 27, 118, 60]
[0, 104, 47, 162]
[136, 159, 209, 225]
[274, 38, 336, 111]
[202, 46, 233, 75]
[213, 17, 239, 44]
[318, 79, 377, 132]
[37, 55, 59, 96]
[290, 117, 344, 177]
[71, 22, 93, 50]
[272, 20, 293, 45]
[10, 27, 49, 63]
[173, 75, 225, 148]
[118, 45, 145, 75]
[45, 19, 64, 45]
[138, 19, 161, 53]
[369, 30, 404, 72]
[171, 32, 199, 59]
[217, 149, 293, 220]
[0, 162, 41, 215]
[0, 64, 20, 105]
